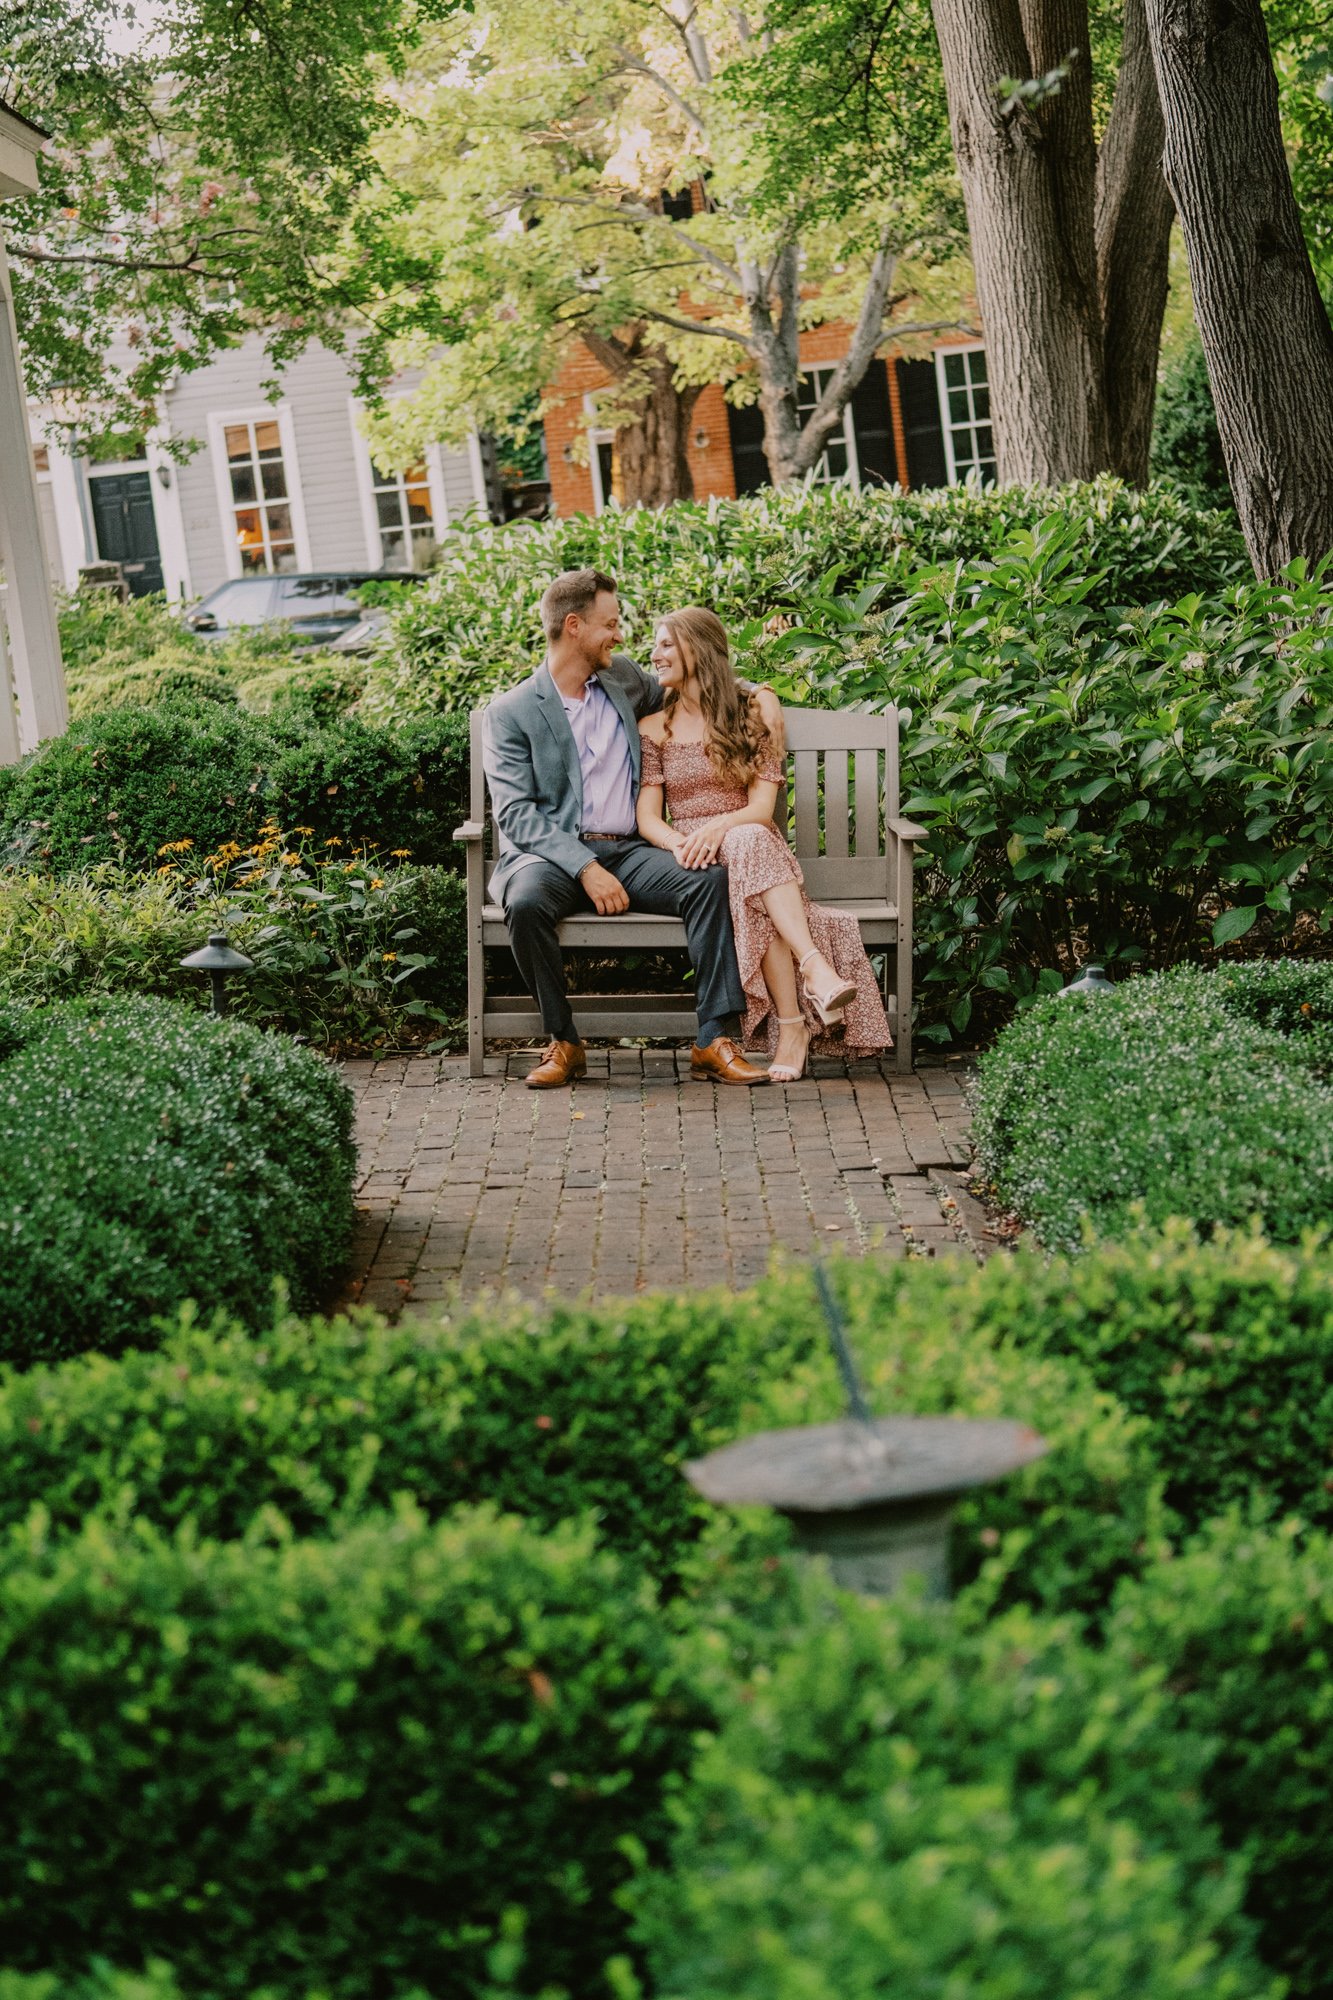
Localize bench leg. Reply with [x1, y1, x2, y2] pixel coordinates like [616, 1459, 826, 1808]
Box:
[466, 850, 486, 1078]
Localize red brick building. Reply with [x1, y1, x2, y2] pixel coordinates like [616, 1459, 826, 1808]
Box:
[542, 323, 994, 517]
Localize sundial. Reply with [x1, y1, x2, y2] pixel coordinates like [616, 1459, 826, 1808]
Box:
[684, 1263, 1048, 1598]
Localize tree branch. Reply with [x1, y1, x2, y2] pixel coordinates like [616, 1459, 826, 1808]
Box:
[525, 190, 745, 290]
[634, 304, 755, 347]
[609, 44, 707, 134]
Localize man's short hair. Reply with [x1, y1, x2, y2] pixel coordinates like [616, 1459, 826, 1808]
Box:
[540, 568, 618, 642]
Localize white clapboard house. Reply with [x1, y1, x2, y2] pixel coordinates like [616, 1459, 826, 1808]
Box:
[31, 332, 494, 602]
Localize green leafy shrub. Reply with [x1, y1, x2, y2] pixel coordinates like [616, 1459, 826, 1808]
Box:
[0, 702, 469, 874]
[0, 996, 354, 1365]
[0, 1260, 1161, 1620]
[631, 1582, 1274, 2000]
[360, 477, 1247, 719]
[0, 1969, 183, 2000]
[1152, 337, 1232, 509]
[1111, 1517, 1333, 1999]
[769, 524, 1333, 1038]
[0, 858, 464, 1048]
[0, 1505, 701, 2000]
[971, 961, 1333, 1250]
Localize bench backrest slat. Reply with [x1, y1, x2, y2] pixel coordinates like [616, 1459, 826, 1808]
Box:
[474, 702, 900, 905]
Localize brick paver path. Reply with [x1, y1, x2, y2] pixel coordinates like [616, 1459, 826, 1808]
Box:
[341, 1050, 992, 1314]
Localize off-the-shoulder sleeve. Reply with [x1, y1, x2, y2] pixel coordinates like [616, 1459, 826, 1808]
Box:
[756, 751, 785, 784]
[639, 730, 665, 786]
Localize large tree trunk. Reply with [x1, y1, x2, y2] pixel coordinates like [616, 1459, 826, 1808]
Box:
[581, 328, 700, 507]
[1144, 0, 1333, 574]
[933, 0, 1113, 484]
[1096, 0, 1176, 483]
[616, 356, 701, 508]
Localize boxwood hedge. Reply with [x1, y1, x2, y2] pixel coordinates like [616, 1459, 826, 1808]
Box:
[971, 960, 1333, 1250]
[631, 1581, 1275, 2000]
[949, 1220, 1333, 1536]
[0, 702, 469, 875]
[0, 997, 355, 1365]
[0, 1256, 1164, 1618]
[0, 1506, 701, 2000]
[1111, 1518, 1333, 2000]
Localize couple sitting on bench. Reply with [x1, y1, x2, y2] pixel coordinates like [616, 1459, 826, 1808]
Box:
[484, 566, 893, 1087]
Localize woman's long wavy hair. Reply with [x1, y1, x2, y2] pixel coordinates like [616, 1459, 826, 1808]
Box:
[659, 606, 777, 787]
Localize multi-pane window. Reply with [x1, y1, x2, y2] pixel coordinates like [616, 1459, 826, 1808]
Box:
[223, 418, 297, 572]
[936, 347, 996, 483]
[370, 459, 437, 570]
[794, 367, 857, 485]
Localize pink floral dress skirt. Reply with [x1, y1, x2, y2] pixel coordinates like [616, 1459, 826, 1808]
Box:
[640, 735, 893, 1058]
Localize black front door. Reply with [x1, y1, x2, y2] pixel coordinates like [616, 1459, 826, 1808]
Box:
[90, 471, 164, 596]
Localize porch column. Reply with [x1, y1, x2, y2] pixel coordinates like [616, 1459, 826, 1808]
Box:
[0, 233, 67, 754]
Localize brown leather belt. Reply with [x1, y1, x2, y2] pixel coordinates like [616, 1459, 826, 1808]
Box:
[583, 831, 633, 841]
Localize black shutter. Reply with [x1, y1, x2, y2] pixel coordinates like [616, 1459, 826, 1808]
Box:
[725, 398, 770, 495]
[895, 357, 949, 490]
[849, 359, 897, 489]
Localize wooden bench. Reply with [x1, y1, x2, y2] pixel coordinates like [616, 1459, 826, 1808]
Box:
[454, 703, 923, 1077]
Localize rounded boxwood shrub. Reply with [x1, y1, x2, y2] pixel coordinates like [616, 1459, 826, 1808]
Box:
[630, 1581, 1274, 2000]
[0, 1258, 1162, 1621]
[0, 997, 355, 1365]
[1111, 1518, 1333, 2000]
[971, 960, 1333, 1251]
[0, 1505, 701, 2000]
[0, 703, 469, 875]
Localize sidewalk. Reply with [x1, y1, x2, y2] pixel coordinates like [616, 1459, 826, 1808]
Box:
[340, 1049, 993, 1314]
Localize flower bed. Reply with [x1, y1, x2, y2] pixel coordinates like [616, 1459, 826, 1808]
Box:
[0, 996, 355, 1365]
[0, 846, 464, 1049]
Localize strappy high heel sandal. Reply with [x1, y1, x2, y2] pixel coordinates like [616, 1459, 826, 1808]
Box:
[798, 948, 857, 1027]
[767, 1015, 810, 1085]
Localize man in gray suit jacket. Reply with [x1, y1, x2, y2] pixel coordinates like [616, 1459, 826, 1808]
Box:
[483, 567, 767, 1088]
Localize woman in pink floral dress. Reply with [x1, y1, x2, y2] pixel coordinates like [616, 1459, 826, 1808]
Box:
[636, 607, 892, 1083]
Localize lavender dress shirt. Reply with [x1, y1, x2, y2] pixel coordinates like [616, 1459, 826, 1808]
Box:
[559, 676, 637, 836]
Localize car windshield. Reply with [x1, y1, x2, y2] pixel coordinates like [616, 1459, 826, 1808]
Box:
[200, 579, 278, 625]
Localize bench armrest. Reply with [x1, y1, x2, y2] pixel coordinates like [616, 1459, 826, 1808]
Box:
[453, 820, 485, 843]
[887, 816, 929, 843]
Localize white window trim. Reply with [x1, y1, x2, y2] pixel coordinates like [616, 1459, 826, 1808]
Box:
[796, 364, 860, 491]
[147, 407, 193, 601]
[347, 398, 449, 570]
[582, 391, 626, 514]
[207, 402, 312, 578]
[934, 341, 990, 485]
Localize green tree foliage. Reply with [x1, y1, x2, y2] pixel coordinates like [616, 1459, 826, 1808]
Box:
[360, 0, 967, 491]
[2, 0, 464, 430]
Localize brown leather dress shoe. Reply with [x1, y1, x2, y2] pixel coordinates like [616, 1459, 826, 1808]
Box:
[689, 1035, 770, 1086]
[525, 1038, 587, 1088]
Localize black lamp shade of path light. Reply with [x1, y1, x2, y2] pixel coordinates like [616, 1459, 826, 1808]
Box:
[685, 1265, 1048, 1599]
[180, 931, 255, 1018]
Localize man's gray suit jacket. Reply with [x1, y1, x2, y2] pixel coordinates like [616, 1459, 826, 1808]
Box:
[481, 652, 664, 903]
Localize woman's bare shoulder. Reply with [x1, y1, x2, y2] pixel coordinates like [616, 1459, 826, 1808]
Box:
[638, 711, 667, 740]
[751, 684, 783, 724]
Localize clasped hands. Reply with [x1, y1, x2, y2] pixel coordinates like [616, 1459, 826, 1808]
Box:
[580, 820, 727, 915]
[671, 820, 727, 870]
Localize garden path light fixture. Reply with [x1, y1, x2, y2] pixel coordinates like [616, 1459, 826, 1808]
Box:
[685, 1260, 1047, 1598]
[181, 930, 255, 1017]
[1060, 960, 1116, 997]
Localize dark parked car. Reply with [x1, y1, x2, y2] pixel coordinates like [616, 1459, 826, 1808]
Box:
[183, 571, 424, 647]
